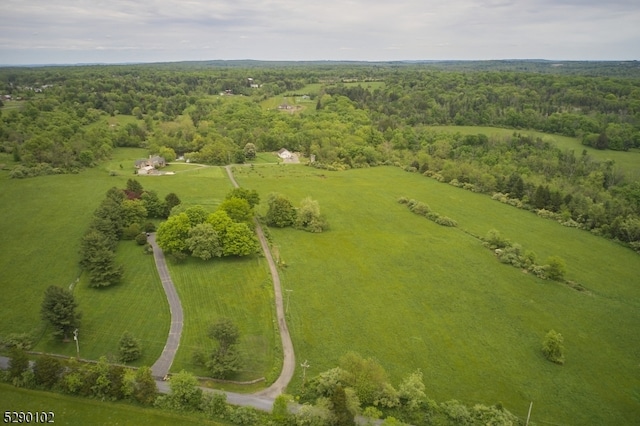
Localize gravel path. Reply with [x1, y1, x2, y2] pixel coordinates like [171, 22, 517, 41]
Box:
[148, 233, 184, 379]
[225, 165, 296, 399]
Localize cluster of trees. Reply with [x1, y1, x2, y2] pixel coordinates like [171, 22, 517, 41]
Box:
[4, 350, 157, 405]
[265, 193, 328, 233]
[404, 132, 640, 251]
[156, 188, 259, 260]
[79, 179, 181, 287]
[294, 352, 520, 426]
[327, 69, 640, 149]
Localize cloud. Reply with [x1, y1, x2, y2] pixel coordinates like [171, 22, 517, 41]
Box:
[0, 0, 638, 64]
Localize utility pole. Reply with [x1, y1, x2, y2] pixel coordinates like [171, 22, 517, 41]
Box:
[285, 289, 293, 314]
[525, 402, 533, 426]
[300, 360, 310, 389]
[73, 328, 80, 359]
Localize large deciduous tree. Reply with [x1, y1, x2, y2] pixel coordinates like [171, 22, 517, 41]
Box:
[41, 285, 81, 340]
[187, 223, 222, 260]
[243, 143, 257, 159]
[156, 212, 191, 254]
[296, 197, 327, 233]
[219, 197, 253, 223]
[226, 187, 260, 209]
[266, 193, 297, 227]
[222, 222, 258, 256]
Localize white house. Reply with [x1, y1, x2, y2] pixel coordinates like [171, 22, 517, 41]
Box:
[277, 148, 292, 159]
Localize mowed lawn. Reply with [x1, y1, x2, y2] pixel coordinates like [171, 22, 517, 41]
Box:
[166, 255, 279, 383]
[232, 164, 640, 425]
[0, 383, 226, 426]
[0, 149, 222, 366]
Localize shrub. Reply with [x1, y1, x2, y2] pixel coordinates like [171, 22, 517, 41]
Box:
[0, 332, 33, 350]
[122, 223, 141, 240]
[201, 392, 229, 419]
[135, 232, 148, 245]
[435, 216, 457, 227]
[542, 330, 565, 364]
[229, 406, 259, 425]
[410, 201, 430, 216]
[545, 256, 567, 281]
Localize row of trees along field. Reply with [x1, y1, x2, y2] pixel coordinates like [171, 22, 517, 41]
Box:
[1, 63, 639, 249]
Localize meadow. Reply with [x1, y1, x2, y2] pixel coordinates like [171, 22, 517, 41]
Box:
[0, 383, 226, 425]
[232, 163, 640, 425]
[3, 146, 640, 424]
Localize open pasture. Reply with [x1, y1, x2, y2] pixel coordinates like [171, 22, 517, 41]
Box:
[428, 125, 640, 175]
[232, 163, 640, 425]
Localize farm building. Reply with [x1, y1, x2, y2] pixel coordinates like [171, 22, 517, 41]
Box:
[277, 148, 292, 159]
[135, 155, 165, 174]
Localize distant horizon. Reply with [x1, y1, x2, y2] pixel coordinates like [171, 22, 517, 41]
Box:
[2, 0, 638, 66]
[1, 58, 638, 68]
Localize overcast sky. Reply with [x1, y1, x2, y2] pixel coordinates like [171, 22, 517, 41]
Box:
[1, 0, 638, 65]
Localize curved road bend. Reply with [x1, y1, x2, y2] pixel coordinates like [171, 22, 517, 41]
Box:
[148, 233, 184, 379]
[224, 165, 296, 399]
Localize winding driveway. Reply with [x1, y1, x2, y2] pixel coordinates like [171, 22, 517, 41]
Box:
[148, 233, 184, 379]
[225, 165, 296, 399]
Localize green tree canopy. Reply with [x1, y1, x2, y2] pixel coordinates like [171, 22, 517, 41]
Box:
[187, 223, 222, 260]
[156, 212, 191, 254]
[266, 193, 297, 228]
[218, 197, 253, 223]
[40, 285, 81, 340]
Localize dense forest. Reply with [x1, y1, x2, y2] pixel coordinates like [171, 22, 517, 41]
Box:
[1, 60, 639, 250]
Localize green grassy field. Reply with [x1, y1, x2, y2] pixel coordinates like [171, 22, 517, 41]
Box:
[428, 125, 640, 176]
[166, 255, 279, 383]
[0, 149, 170, 363]
[232, 164, 640, 425]
[0, 383, 226, 425]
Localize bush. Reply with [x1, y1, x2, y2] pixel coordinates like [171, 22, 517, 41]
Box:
[542, 330, 565, 365]
[434, 216, 457, 227]
[229, 406, 259, 425]
[0, 333, 33, 350]
[201, 392, 229, 419]
[410, 202, 430, 216]
[545, 256, 567, 281]
[122, 223, 141, 240]
[135, 232, 148, 245]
